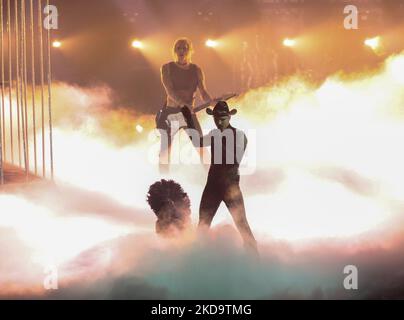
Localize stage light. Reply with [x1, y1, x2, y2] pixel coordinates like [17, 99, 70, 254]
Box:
[135, 124, 143, 133]
[205, 39, 218, 48]
[131, 40, 143, 49]
[52, 40, 62, 48]
[283, 38, 296, 47]
[364, 37, 380, 50]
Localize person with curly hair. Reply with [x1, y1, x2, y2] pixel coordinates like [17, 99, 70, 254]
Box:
[146, 179, 191, 236]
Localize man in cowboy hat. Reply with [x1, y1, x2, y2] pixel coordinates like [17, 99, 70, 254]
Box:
[181, 101, 258, 254]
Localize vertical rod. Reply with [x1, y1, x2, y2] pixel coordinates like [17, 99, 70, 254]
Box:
[30, 0, 36, 175]
[38, 0, 45, 178]
[46, 0, 53, 180]
[18, 0, 28, 177]
[1, 1, 7, 165]
[0, 0, 4, 185]
[22, 0, 29, 177]
[6, 0, 13, 164]
[15, 0, 22, 168]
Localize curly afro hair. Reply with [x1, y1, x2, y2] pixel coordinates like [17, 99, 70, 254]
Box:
[146, 179, 189, 217]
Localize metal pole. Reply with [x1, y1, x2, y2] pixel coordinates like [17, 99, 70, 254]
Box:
[30, 0, 36, 175]
[0, 0, 4, 161]
[22, 0, 30, 178]
[38, 0, 45, 178]
[18, 0, 28, 178]
[46, 0, 53, 180]
[15, 0, 22, 168]
[0, 0, 4, 185]
[6, 0, 13, 164]
[15, 1, 28, 177]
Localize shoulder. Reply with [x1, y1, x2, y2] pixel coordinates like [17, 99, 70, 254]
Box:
[161, 62, 173, 71]
[192, 63, 202, 72]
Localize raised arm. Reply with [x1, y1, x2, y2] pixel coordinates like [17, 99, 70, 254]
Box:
[196, 65, 213, 103]
[161, 63, 185, 106]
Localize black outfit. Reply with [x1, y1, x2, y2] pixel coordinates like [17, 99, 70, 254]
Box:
[183, 108, 257, 252]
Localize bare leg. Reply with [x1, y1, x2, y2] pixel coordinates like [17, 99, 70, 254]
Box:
[159, 123, 181, 174]
[159, 129, 171, 174]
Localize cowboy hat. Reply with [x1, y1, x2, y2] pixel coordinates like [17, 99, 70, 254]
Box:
[206, 100, 237, 116]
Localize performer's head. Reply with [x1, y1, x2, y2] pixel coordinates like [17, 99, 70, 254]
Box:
[207, 101, 237, 131]
[172, 38, 193, 64]
[147, 179, 191, 237]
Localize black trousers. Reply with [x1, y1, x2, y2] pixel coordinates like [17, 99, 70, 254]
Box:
[198, 176, 257, 252]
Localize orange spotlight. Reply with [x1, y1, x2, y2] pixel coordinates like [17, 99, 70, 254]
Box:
[283, 38, 296, 47]
[205, 39, 218, 48]
[364, 36, 380, 51]
[131, 39, 143, 49]
[52, 40, 62, 48]
[135, 124, 143, 133]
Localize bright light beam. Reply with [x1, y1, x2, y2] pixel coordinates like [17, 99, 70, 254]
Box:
[205, 39, 218, 48]
[283, 38, 296, 47]
[135, 124, 143, 133]
[131, 40, 143, 49]
[52, 40, 62, 48]
[364, 37, 380, 51]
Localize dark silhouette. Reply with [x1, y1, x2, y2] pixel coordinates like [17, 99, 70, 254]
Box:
[147, 179, 191, 236]
[181, 101, 258, 254]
